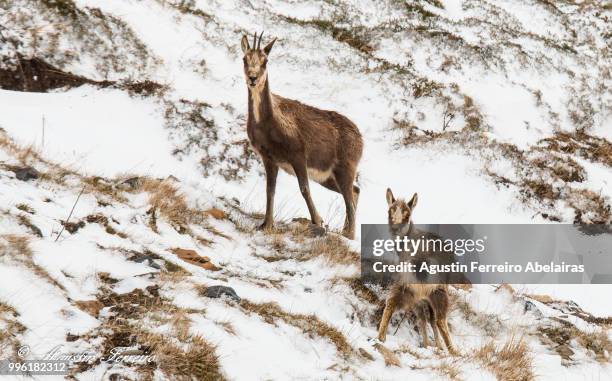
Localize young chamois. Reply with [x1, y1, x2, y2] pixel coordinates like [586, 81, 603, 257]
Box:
[240, 32, 363, 239]
[377, 188, 455, 353]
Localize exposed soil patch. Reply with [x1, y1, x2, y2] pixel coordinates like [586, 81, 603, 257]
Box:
[0, 55, 165, 96]
[0, 55, 110, 92]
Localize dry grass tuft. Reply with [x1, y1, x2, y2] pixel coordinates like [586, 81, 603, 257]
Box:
[240, 300, 354, 357]
[474, 337, 534, 381]
[539, 321, 612, 363]
[141, 178, 194, 230]
[410, 359, 463, 380]
[0, 235, 65, 291]
[0, 300, 26, 359]
[303, 234, 359, 265]
[141, 331, 225, 381]
[373, 342, 401, 367]
[451, 294, 502, 336]
[540, 132, 612, 168]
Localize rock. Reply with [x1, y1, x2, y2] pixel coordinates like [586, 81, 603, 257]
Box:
[117, 176, 142, 190]
[171, 248, 221, 271]
[203, 285, 240, 301]
[66, 333, 80, 342]
[128, 252, 162, 270]
[524, 300, 544, 317]
[12, 166, 39, 181]
[75, 300, 104, 317]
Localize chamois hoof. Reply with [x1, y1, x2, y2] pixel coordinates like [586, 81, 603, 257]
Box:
[256, 222, 273, 231]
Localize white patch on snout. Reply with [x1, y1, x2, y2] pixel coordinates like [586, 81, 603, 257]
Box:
[278, 162, 333, 183]
[392, 208, 404, 224]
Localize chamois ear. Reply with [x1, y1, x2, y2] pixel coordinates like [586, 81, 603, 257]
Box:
[240, 35, 250, 53]
[386, 188, 395, 206]
[263, 37, 277, 55]
[408, 193, 418, 210]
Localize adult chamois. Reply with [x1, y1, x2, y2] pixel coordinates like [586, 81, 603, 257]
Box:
[241, 32, 363, 239]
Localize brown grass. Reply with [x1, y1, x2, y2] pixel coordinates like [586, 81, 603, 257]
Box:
[141, 178, 194, 230]
[74, 281, 224, 380]
[303, 234, 359, 265]
[0, 235, 65, 291]
[540, 132, 612, 168]
[411, 359, 463, 380]
[539, 321, 612, 363]
[373, 342, 401, 367]
[0, 300, 26, 359]
[143, 332, 225, 381]
[240, 300, 354, 357]
[473, 337, 534, 381]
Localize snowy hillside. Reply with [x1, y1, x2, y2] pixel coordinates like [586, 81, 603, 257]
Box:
[0, 0, 611, 379]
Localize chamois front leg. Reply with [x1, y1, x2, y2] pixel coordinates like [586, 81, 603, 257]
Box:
[291, 160, 322, 226]
[377, 297, 398, 342]
[258, 158, 278, 230]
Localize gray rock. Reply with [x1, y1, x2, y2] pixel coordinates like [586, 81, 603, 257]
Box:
[524, 300, 544, 317]
[203, 285, 240, 301]
[13, 166, 39, 181]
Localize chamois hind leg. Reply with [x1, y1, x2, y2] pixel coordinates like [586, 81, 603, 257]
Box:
[291, 160, 322, 226]
[334, 167, 357, 239]
[430, 318, 443, 350]
[437, 318, 456, 354]
[353, 184, 360, 211]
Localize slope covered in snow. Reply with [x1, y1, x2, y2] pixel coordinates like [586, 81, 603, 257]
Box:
[0, 0, 611, 379]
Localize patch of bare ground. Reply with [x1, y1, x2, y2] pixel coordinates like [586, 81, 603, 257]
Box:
[538, 319, 612, 363]
[0, 301, 26, 359]
[240, 300, 354, 358]
[473, 337, 534, 381]
[0, 235, 65, 291]
[0, 53, 167, 95]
